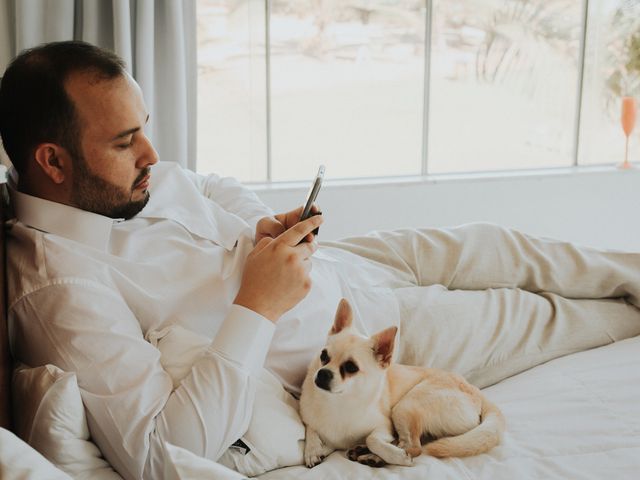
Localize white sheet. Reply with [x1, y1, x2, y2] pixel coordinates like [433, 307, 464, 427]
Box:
[257, 335, 640, 479]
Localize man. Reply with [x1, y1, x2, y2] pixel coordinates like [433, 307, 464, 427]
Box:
[2, 42, 639, 480]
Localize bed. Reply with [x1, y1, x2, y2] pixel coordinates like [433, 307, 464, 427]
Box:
[258, 335, 640, 479]
[2, 167, 640, 478]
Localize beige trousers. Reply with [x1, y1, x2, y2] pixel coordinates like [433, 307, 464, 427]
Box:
[323, 223, 640, 387]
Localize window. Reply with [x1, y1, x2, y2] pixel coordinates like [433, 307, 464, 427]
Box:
[197, 2, 268, 182]
[268, 1, 425, 181]
[428, 0, 582, 173]
[197, 0, 639, 182]
[579, 0, 640, 166]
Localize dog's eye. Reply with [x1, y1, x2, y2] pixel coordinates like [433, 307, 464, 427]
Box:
[343, 360, 359, 374]
[320, 349, 330, 365]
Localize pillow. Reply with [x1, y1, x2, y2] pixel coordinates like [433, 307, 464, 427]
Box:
[216, 369, 305, 477]
[12, 364, 122, 480]
[0, 427, 72, 480]
[163, 441, 248, 480]
[148, 325, 305, 477]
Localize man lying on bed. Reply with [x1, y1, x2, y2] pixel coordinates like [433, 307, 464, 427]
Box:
[2, 41, 639, 480]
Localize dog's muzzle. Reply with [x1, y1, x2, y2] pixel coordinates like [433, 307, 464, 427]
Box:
[315, 368, 333, 391]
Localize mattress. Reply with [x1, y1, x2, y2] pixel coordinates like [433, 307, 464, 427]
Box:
[258, 334, 640, 479]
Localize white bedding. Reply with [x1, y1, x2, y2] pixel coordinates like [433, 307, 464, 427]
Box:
[258, 334, 640, 479]
[7, 335, 638, 479]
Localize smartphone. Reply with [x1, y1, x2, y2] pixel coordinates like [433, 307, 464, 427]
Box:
[300, 165, 325, 222]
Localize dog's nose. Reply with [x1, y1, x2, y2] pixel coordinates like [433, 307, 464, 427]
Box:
[315, 368, 333, 391]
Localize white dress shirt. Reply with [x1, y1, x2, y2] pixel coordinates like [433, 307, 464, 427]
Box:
[8, 162, 401, 480]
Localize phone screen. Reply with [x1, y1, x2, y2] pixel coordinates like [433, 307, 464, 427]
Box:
[300, 165, 325, 221]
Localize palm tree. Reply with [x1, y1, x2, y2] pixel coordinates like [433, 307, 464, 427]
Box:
[474, 0, 580, 88]
[604, 4, 640, 112]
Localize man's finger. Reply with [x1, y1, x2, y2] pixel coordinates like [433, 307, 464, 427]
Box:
[279, 215, 323, 246]
[281, 206, 305, 228]
[260, 219, 285, 239]
[293, 238, 317, 260]
[253, 236, 272, 253]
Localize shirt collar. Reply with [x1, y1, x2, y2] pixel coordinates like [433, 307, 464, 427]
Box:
[9, 176, 113, 251]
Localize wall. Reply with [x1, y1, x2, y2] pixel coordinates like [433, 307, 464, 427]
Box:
[254, 167, 640, 252]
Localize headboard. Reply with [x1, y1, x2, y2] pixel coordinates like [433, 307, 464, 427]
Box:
[0, 167, 11, 430]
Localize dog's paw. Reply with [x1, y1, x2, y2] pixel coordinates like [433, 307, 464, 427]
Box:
[373, 444, 414, 467]
[303, 428, 333, 468]
[398, 440, 422, 458]
[347, 445, 387, 468]
[357, 453, 387, 468]
[387, 447, 414, 466]
[304, 452, 326, 468]
[304, 443, 332, 468]
[347, 444, 370, 462]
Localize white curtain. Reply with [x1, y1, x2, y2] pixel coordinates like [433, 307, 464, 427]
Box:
[0, 0, 197, 170]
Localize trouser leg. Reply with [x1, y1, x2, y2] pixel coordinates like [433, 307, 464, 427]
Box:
[324, 223, 640, 385]
[393, 285, 640, 388]
[322, 222, 640, 307]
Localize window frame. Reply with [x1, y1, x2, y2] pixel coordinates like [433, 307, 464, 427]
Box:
[198, 0, 634, 185]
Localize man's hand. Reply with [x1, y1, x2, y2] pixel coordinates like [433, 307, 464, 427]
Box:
[255, 204, 320, 244]
[234, 213, 324, 322]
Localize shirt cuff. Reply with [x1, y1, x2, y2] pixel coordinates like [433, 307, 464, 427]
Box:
[210, 304, 275, 375]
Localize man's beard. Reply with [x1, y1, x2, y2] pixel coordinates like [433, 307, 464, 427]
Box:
[71, 156, 150, 220]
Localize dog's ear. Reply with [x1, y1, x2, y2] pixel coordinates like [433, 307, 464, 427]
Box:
[330, 298, 353, 335]
[371, 326, 397, 368]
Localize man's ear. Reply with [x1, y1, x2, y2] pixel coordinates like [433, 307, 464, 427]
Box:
[33, 143, 69, 184]
[330, 298, 353, 335]
[371, 326, 397, 368]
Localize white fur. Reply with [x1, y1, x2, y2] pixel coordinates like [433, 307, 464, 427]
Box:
[299, 299, 505, 468]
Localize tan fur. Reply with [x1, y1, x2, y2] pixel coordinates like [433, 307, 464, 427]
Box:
[300, 299, 505, 468]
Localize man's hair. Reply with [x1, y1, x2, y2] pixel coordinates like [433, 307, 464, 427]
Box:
[0, 41, 126, 175]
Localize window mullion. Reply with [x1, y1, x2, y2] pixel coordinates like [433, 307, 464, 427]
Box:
[573, 0, 589, 167]
[265, 0, 273, 182]
[421, 0, 434, 176]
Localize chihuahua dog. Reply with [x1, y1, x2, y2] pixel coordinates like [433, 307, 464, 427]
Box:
[299, 299, 505, 468]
